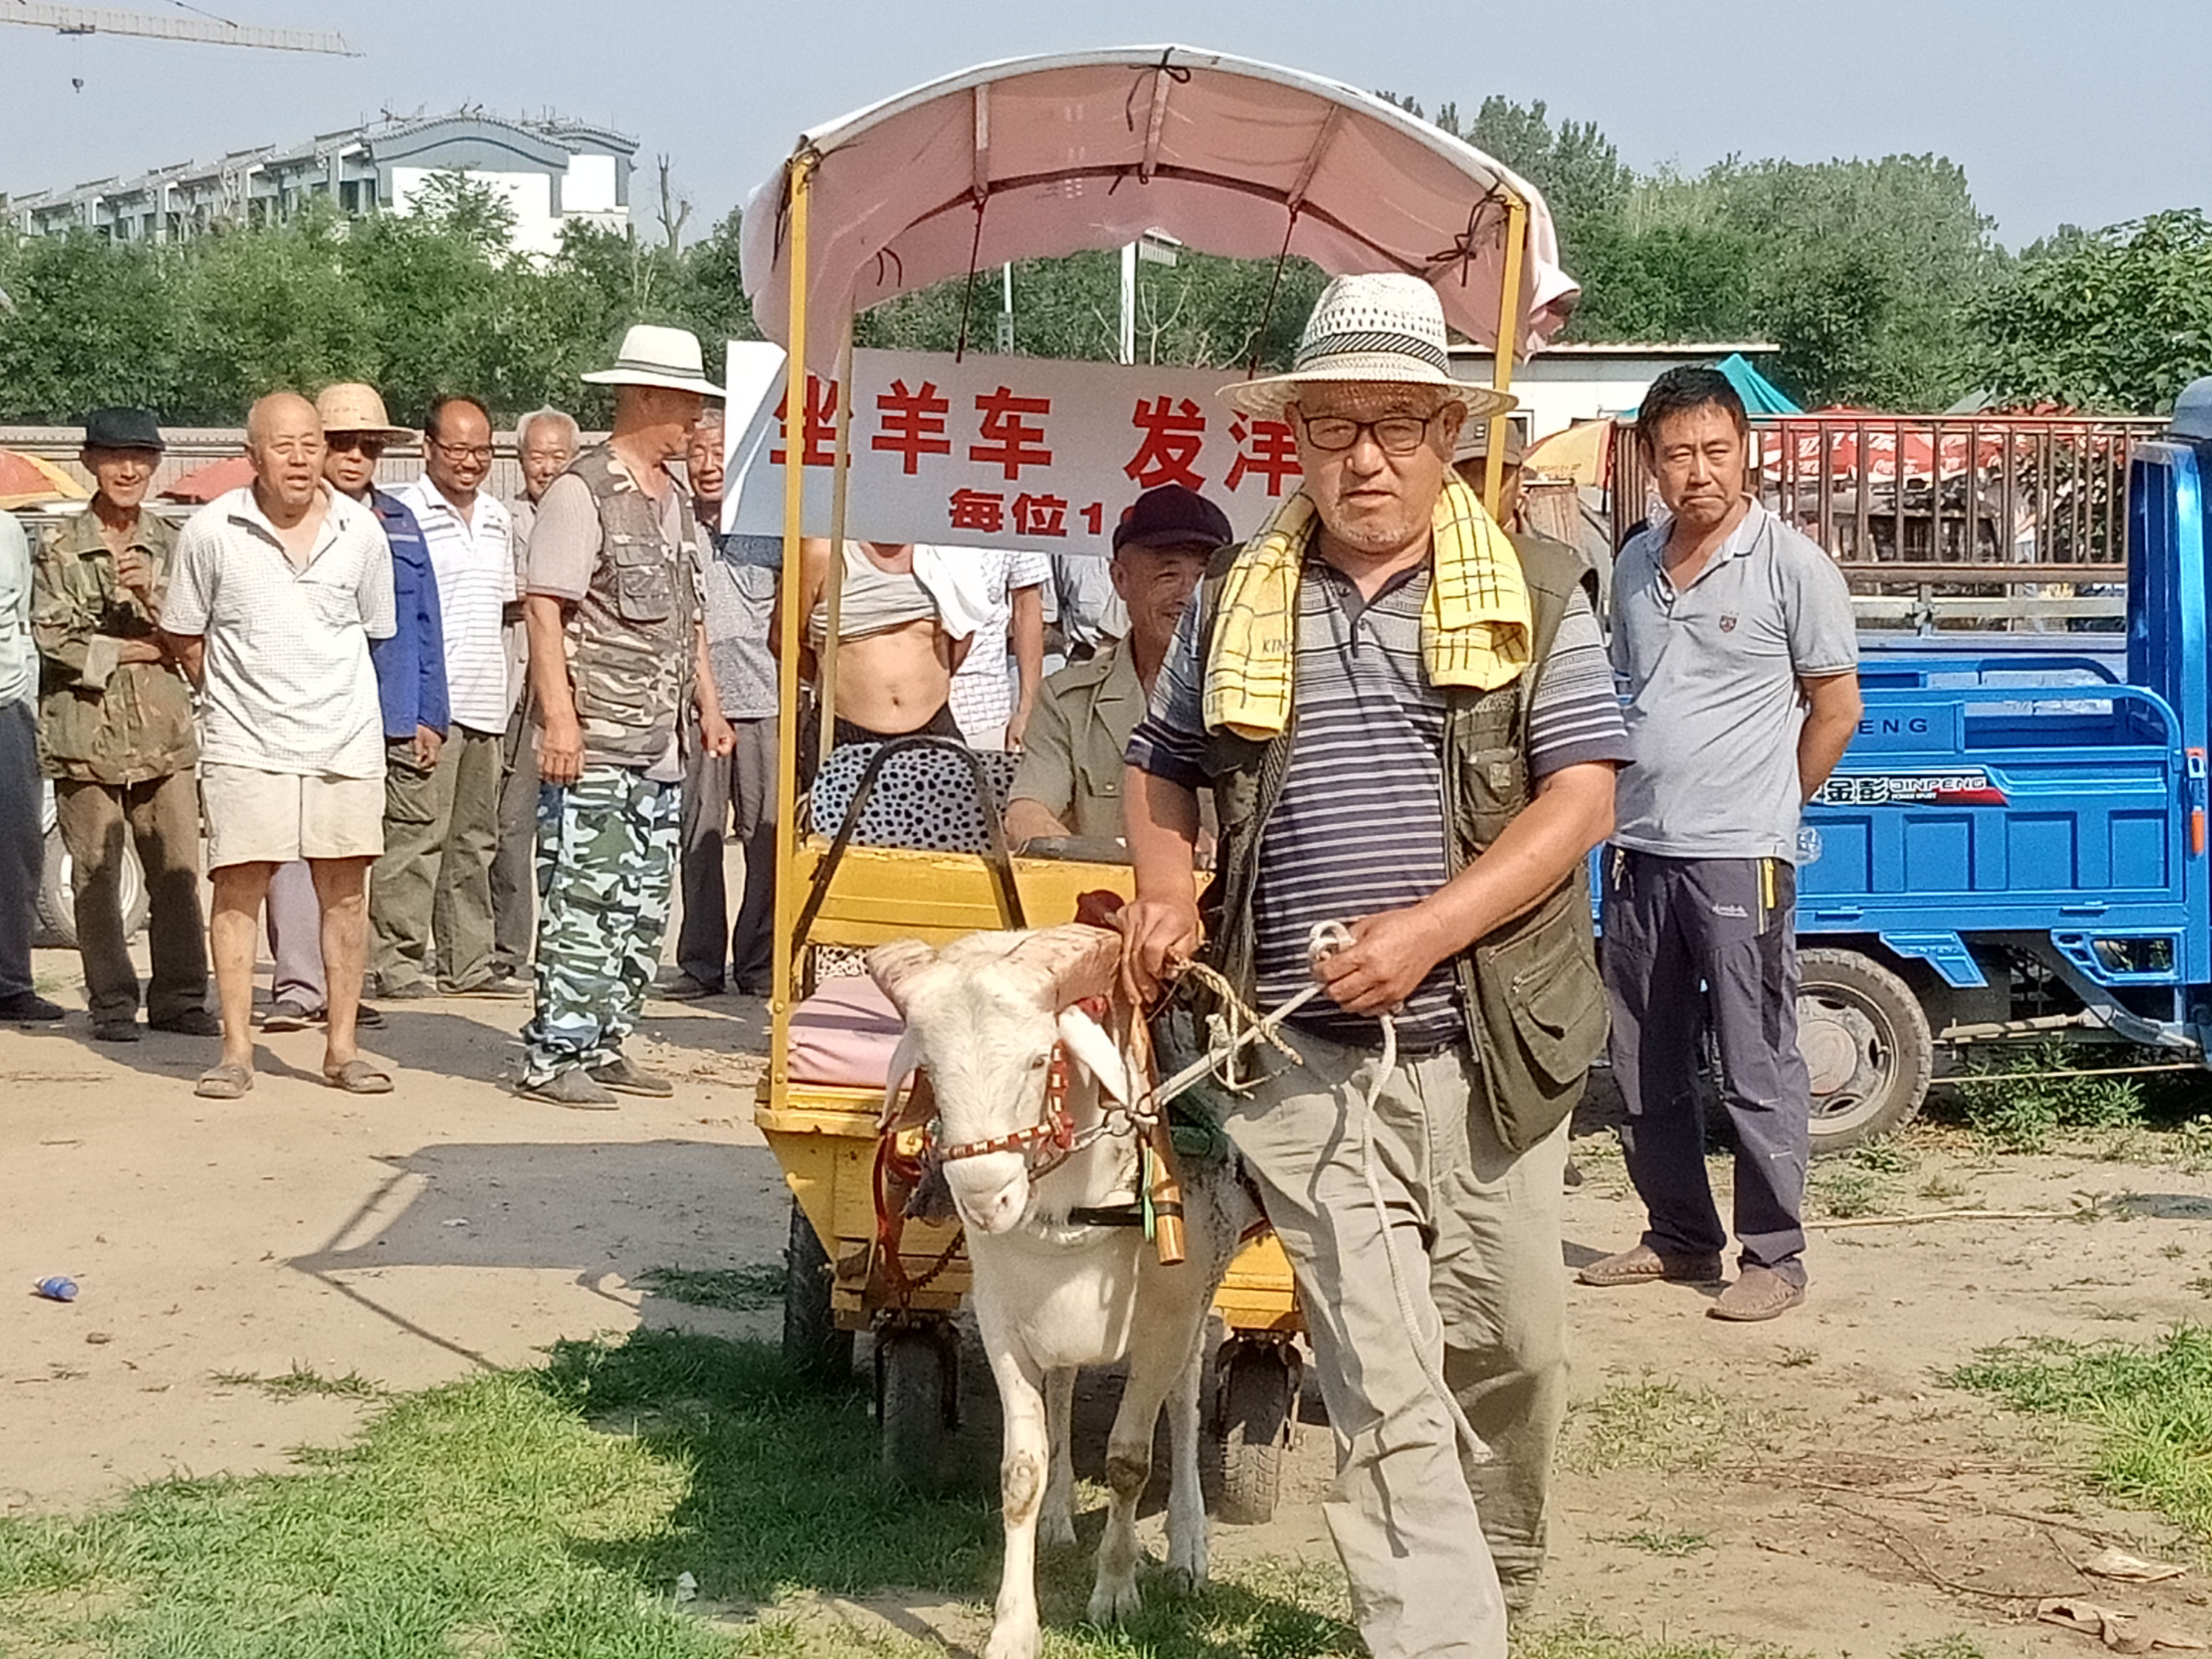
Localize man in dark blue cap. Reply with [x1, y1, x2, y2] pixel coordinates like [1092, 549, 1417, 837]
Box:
[30, 408, 214, 1041]
[1006, 484, 1229, 845]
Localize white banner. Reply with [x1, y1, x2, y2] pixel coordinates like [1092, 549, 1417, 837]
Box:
[722, 345, 1305, 554]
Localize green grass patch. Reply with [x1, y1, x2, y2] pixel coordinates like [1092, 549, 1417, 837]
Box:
[1599, 1528, 1712, 1557]
[1893, 1638, 1986, 1659]
[1514, 1617, 1797, 1659]
[1561, 1381, 1785, 1475]
[632, 1264, 789, 1313]
[1950, 1323, 2212, 1543]
[1808, 1139, 1916, 1219]
[209, 1362, 385, 1399]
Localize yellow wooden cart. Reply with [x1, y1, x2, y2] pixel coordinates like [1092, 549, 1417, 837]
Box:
[738, 46, 1567, 1510]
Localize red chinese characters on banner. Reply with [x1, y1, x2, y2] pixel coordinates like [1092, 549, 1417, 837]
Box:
[1225, 416, 1303, 497]
[771, 374, 840, 468]
[970, 386, 1053, 480]
[871, 379, 951, 475]
[1011, 493, 1069, 537]
[1124, 397, 1208, 490]
[948, 489, 1005, 533]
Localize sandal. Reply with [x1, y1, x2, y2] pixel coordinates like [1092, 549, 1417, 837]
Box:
[194, 1061, 254, 1100]
[323, 1058, 394, 1095]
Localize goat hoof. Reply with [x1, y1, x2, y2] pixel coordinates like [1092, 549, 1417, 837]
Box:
[1039, 1510, 1077, 1550]
[1166, 1535, 1208, 1587]
[1087, 1576, 1142, 1625]
[984, 1621, 1040, 1659]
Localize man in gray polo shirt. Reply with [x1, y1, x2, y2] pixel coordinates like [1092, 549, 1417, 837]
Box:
[1584, 367, 1861, 1322]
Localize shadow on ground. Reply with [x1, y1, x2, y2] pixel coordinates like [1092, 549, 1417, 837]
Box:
[289, 1138, 791, 1364]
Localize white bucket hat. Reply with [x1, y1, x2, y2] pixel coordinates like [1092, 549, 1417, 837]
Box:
[1221, 272, 1516, 421]
[581, 323, 726, 396]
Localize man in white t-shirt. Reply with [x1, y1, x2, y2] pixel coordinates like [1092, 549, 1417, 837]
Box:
[374, 393, 517, 997]
[162, 391, 396, 1100]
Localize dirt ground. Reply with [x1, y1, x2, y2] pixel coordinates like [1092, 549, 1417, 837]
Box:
[6, 936, 2212, 1657]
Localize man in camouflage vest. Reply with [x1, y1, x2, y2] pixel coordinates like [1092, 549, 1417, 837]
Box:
[518, 325, 732, 1107]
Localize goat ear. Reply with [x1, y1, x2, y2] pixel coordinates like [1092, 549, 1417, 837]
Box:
[1016, 923, 1124, 1009]
[1056, 1006, 1132, 1106]
[878, 1028, 932, 1134]
[867, 939, 938, 1014]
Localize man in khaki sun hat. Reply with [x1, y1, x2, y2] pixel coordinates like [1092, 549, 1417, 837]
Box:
[517, 324, 729, 1107]
[1122, 272, 1628, 1657]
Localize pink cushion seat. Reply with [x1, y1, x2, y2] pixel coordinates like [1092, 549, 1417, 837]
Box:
[787, 976, 905, 1089]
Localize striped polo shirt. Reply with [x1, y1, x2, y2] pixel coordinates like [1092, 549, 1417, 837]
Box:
[1128, 552, 1627, 1048]
[400, 478, 515, 734]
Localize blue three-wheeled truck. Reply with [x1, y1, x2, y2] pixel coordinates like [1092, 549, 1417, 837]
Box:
[1781, 382, 2212, 1151]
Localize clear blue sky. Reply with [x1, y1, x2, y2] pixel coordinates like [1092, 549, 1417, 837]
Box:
[3, 0, 2206, 247]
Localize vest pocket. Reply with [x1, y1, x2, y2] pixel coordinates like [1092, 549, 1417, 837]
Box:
[1466, 878, 1607, 1148]
[609, 534, 672, 623]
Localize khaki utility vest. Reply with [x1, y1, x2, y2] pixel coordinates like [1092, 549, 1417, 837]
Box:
[561, 445, 696, 769]
[1193, 531, 1609, 1152]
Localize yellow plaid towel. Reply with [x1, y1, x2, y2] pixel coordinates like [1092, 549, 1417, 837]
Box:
[1202, 474, 1531, 740]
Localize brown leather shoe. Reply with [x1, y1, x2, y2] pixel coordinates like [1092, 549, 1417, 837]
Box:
[1708, 1265, 1807, 1322]
[1577, 1242, 1725, 1287]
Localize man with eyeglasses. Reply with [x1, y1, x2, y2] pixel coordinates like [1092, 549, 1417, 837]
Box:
[1121, 274, 1626, 1656]
[373, 394, 516, 998]
[261, 382, 446, 1034]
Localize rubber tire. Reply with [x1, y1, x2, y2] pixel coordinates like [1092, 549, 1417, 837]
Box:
[781, 1196, 854, 1380]
[36, 825, 148, 951]
[1212, 1342, 1291, 1525]
[878, 1326, 952, 1491]
[1798, 947, 1934, 1154]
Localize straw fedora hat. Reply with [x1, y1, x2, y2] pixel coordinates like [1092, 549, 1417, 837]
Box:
[314, 382, 412, 440]
[1222, 272, 1517, 422]
[581, 323, 726, 396]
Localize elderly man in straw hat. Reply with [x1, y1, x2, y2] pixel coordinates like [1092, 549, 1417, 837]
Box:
[517, 325, 731, 1107]
[1123, 273, 1627, 1655]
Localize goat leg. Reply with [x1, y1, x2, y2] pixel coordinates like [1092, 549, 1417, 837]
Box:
[1041, 1367, 1077, 1548]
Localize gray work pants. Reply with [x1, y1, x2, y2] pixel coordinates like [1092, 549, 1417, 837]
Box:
[266, 859, 325, 1011]
[490, 705, 537, 977]
[675, 715, 776, 992]
[0, 699, 42, 998]
[1602, 848, 1810, 1279]
[55, 772, 208, 1024]
[1225, 1031, 1570, 1659]
[368, 726, 502, 993]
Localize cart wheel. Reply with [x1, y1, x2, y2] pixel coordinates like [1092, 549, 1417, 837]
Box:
[877, 1321, 958, 1491]
[1798, 948, 1934, 1154]
[1211, 1340, 1293, 1525]
[782, 1197, 853, 1380]
[37, 823, 147, 950]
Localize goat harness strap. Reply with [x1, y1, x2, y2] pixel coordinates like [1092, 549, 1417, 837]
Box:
[925, 995, 1106, 1166]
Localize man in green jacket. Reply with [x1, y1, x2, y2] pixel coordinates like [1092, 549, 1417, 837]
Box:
[32, 408, 215, 1044]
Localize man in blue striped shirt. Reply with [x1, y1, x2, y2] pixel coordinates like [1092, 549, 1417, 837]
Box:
[1123, 274, 1625, 1659]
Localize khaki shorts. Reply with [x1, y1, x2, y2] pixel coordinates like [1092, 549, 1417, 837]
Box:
[201, 764, 385, 868]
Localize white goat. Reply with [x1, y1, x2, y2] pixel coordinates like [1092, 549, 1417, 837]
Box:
[870, 924, 1255, 1659]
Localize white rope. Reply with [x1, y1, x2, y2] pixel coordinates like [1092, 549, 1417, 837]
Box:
[1307, 922, 1491, 1467]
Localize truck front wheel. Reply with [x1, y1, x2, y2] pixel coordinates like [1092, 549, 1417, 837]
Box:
[1797, 948, 1933, 1154]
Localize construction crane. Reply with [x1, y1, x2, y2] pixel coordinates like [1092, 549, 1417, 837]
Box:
[0, 1, 357, 55]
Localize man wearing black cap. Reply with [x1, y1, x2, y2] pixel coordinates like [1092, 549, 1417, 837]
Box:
[1006, 484, 1228, 845]
[30, 408, 214, 1042]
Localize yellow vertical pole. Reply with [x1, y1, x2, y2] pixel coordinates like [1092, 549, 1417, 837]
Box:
[769, 151, 816, 1112]
[817, 316, 857, 767]
[1482, 192, 1528, 521]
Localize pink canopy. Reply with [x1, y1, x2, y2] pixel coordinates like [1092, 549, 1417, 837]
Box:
[740, 45, 1580, 375]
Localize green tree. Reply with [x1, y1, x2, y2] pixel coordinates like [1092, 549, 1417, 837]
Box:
[177, 205, 376, 421]
[1971, 209, 2212, 411]
[0, 230, 182, 422]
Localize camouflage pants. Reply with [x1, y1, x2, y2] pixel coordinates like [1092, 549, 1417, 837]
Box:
[522, 765, 678, 1083]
